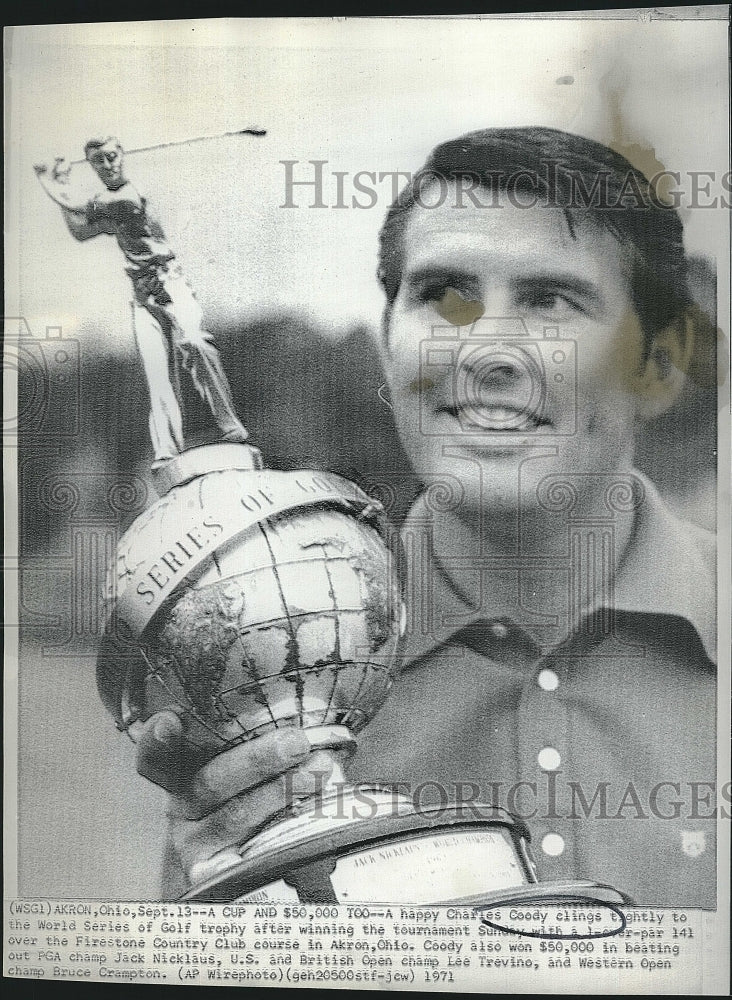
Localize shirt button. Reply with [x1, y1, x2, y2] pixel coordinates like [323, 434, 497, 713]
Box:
[537, 668, 559, 691]
[541, 833, 565, 857]
[490, 622, 509, 639]
[537, 747, 561, 771]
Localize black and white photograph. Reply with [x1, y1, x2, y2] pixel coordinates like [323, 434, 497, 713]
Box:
[4, 10, 730, 992]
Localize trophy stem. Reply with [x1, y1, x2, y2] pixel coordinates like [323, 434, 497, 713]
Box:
[303, 725, 358, 791]
[304, 724, 357, 754]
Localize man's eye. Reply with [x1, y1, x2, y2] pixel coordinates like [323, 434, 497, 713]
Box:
[417, 285, 485, 326]
[523, 290, 583, 316]
[417, 282, 451, 302]
[419, 283, 481, 307]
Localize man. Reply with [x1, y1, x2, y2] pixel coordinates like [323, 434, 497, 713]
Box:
[35, 136, 249, 465]
[136, 128, 716, 906]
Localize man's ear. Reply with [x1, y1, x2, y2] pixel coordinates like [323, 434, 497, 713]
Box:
[379, 305, 393, 358]
[636, 313, 695, 419]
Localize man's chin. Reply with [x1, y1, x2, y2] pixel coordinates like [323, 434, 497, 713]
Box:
[415, 445, 585, 519]
[415, 456, 520, 517]
[420, 442, 545, 479]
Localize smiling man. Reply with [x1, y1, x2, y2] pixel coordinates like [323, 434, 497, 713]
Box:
[138, 128, 716, 907]
[348, 127, 716, 907]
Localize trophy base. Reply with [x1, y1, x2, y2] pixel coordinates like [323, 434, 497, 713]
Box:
[181, 787, 539, 904]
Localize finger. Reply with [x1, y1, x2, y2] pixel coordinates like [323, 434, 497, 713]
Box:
[135, 711, 213, 794]
[171, 757, 340, 874]
[172, 774, 290, 869]
[179, 728, 312, 819]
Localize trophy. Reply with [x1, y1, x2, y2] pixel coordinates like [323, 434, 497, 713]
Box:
[46, 129, 624, 908]
[97, 440, 630, 909]
[93, 256, 628, 906]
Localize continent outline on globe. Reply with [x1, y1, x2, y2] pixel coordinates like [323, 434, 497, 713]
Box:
[98, 460, 405, 756]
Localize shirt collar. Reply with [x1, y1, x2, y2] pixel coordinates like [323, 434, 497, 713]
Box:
[611, 470, 716, 661]
[399, 469, 716, 666]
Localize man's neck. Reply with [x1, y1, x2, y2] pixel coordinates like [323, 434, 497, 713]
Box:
[425, 475, 639, 652]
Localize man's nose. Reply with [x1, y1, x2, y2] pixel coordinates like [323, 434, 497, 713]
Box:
[458, 349, 530, 390]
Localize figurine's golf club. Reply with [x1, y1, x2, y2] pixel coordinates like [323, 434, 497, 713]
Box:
[64, 127, 267, 167]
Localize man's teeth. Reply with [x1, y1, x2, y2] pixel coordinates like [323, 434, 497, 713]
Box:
[454, 405, 541, 428]
[472, 406, 522, 421]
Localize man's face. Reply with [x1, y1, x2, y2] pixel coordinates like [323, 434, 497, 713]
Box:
[381, 183, 655, 520]
[87, 141, 125, 189]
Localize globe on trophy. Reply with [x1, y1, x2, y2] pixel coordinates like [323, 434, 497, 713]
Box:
[96, 323, 629, 908]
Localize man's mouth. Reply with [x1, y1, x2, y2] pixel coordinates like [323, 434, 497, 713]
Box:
[436, 403, 550, 432]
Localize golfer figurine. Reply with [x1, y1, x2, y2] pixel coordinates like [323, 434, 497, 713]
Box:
[34, 136, 249, 468]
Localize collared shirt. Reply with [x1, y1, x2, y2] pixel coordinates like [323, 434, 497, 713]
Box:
[86, 182, 175, 275]
[349, 470, 717, 908]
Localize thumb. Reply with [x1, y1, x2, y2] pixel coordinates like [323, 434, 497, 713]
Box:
[135, 710, 213, 794]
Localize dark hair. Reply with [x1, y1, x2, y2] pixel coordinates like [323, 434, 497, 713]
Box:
[84, 135, 122, 159]
[377, 127, 689, 351]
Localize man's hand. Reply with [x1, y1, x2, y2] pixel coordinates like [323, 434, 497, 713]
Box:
[34, 157, 71, 182]
[34, 157, 88, 213]
[135, 711, 336, 885]
[51, 157, 72, 183]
